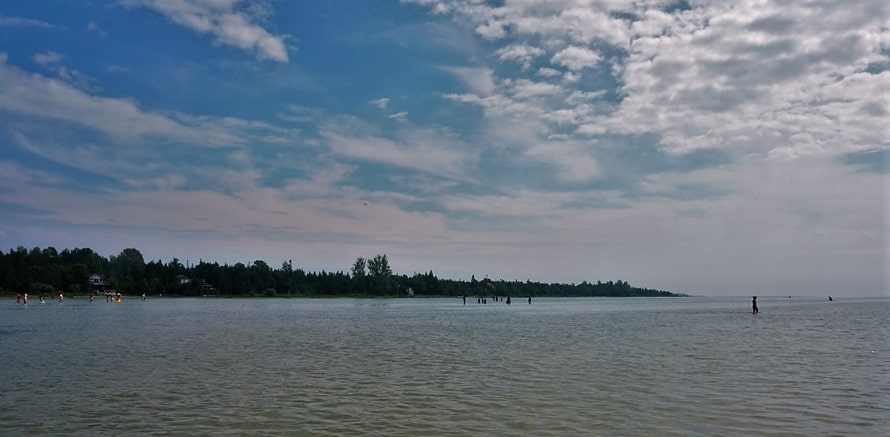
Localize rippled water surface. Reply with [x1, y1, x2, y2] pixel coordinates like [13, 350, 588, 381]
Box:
[1, 296, 888, 436]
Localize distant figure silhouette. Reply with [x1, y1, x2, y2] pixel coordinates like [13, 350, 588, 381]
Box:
[528, 295, 532, 304]
[752, 296, 759, 314]
[828, 296, 833, 301]
[506, 296, 511, 305]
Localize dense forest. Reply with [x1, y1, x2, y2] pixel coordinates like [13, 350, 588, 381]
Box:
[0, 246, 683, 298]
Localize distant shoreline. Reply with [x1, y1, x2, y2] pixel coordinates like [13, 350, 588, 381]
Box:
[0, 246, 685, 298]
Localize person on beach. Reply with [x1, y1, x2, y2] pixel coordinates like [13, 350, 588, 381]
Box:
[16, 293, 21, 304]
[752, 296, 759, 314]
[23, 293, 28, 305]
[59, 292, 64, 303]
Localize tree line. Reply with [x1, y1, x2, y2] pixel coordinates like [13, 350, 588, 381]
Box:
[0, 246, 683, 298]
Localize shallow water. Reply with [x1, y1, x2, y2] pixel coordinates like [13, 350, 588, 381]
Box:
[1, 296, 887, 436]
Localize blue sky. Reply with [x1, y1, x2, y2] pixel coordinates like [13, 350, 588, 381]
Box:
[1, 0, 887, 296]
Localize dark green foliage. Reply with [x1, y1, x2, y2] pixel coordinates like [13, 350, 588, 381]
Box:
[0, 246, 684, 297]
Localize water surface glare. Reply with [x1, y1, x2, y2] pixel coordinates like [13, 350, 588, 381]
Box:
[2, 296, 887, 436]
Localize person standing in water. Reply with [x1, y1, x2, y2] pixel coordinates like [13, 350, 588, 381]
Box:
[752, 296, 759, 314]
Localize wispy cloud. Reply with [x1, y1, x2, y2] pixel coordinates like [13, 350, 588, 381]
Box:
[122, 0, 289, 62]
[0, 55, 302, 193]
[86, 20, 109, 37]
[33, 51, 64, 65]
[368, 97, 389, 109]
[0, 15, 55, 28]
[0, 57, 236, 145]
[322, 127, 474, 181]
[442, 66, 496, 96]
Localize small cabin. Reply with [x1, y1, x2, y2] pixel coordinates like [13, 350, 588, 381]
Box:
[89, 274, 110, 294]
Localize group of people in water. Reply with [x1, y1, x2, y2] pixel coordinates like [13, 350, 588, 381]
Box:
[14, 291, 147, 304]
[15, 292, 62, 304]
[751, 295, 833, 314]
[461, 295, 532, 305]
[100, 291, 124, 303]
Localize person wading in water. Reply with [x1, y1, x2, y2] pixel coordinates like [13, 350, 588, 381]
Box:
[752, 296, 759, 314]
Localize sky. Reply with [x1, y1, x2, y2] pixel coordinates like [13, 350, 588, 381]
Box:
[0, 0, 887, 297]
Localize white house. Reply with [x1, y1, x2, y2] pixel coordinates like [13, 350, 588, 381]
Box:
[89, 273, 110, 294]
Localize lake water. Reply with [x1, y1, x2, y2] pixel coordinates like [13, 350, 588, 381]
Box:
[1, 296, 887, 436]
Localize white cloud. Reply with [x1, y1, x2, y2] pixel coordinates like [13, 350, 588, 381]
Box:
[550, 46, 602, 71]
[0, 57, 302, 190]
[418, 0, 889, 162]
[602, 0, 890, 156]
[536, 67, 560, 77]
[86, 20, 109, 37]
[0, 15, 55, 28]
[321, 126, 475, 181]
[507, 78, 562, 99]
[369, 97, 389, 109]
[0, 59, 237, 145]
[442, 66, 496, 96]
[123, 0, 289, 62]
[33, 51, 64, 65]
[495, 43, 544, 69]
[31, 52, 100, 91]
[475, 20, 506, 40]
[525, 141, 601, 183]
